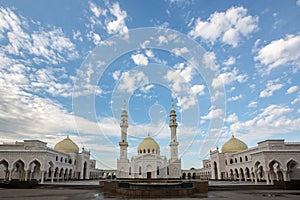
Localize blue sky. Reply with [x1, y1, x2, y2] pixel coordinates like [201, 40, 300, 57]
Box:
[0, 0, 299, 169]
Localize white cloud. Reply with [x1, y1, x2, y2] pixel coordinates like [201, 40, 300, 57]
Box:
[92, 33, 101, 45]
[191, 84, 205, 96]
[228, 94, 242, 102]
[89, 1, 102, 17]
[286, 85, 298, 94]
[72, 30, 83, 42]
[189, 6, 258, 47]
[297, 0, 300, 6]
[106, 2, 128, 38]
[172, 47, 189, 56]
[212, 68, 248, 89]
[140, 84, 154, 93]
[255, 34, 300, 74]
[230, 104, 300, 141]
[291, 96, 300, 105]
[164, 63, 199, 111]
[248, 101, 257, 108]
[223, 56, 236, 66]
[117, 71, 149, 93]
[112, 70, 121, 81]
[259, 80, 283, 98]
[226, 113, 238, 123]
[158, 35, 168, 45]
[131, 53, 149, 66]
[0, 8, 78, 65]
[201, 108, 224, 120]
[202, 51, 218, 71]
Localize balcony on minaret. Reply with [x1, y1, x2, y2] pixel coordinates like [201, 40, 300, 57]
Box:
[119, 141, 128, 147]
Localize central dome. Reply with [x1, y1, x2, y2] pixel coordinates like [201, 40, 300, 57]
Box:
[138, 136, 160, 155]
[54, 136, 79, 154]
[221, 135, 248, 153]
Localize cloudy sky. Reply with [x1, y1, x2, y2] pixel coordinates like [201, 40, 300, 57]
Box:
[0, 0, 299, 169]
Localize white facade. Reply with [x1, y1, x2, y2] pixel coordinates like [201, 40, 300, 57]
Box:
[0, 138, 99, 183]
[117, 101, 181, 179]
[209, 139, 300, 184]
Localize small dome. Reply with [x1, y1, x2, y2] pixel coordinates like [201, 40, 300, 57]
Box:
[138, 136, 160, 154]
[221, 135, 248, 153]
[54, 136, 79, 154]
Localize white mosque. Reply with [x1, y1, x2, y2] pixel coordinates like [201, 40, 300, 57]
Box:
[117, 101, 181, 179]
[185, 135, 300, 185]
[0, 136, 102, 183]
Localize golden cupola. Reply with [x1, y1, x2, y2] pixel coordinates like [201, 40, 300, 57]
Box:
[221, 135, 248, 153]
[138, 135, 160, 155]
[54, 136, 79, 154]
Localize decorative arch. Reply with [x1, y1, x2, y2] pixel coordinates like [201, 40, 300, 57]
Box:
[0, 159, 9, 180]
[213, 161, 218, 180]
[28, 159, 42, 180]
[286, 159, 300, 181]
[83, 161, 87, 179]
[245, 167, 250, 180]
[11, 159, 25, 180]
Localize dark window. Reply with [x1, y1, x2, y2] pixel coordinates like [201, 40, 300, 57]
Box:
[157, 166, 159, 175]
[230, 159, 233, 164]
[56, 156, 58, 161]
[139, 166, 142, 175]
[60, 157, 63, 162]
[235, 158, 237, 163]
[225, 160, 228, 165]
[245, 156, 248, 161]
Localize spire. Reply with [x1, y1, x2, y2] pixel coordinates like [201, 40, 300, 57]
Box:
[123, 99, 126, 111]
[171, 99, 175, 110]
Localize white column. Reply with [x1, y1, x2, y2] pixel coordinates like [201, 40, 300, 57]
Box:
[265, 171, 270, 184]
[41, 171, 45, 184]
[51, 170, 54, 183]
[24, 170, 29, 181]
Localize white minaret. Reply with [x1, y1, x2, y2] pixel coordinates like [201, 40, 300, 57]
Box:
[169, 100, 179, 160]
[119, 100, 128, 160]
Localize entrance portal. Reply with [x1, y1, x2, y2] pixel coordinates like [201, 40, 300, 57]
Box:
[147, 172, 151, 179]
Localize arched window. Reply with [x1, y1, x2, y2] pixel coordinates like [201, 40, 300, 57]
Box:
[129, 167, 131, 175]
[167, 167, 169, 176]
[240, 157, 242, 162]
[56, 156, 58, 161]
[148, 149, 150, 153]
[65, 158, 68, 163]
[235, 158, 237, 163]
[143, 149, 146, 153]
[157, 166, 159, 175]
[74, 160, 77, 165]
[245, 156, 248, 161]
[152, 149, 155, 153]
[69, 159, 72, 164]
[139, 166, 142, 175]
[60, 157, 63, 162]
[230, 159, 233, 164]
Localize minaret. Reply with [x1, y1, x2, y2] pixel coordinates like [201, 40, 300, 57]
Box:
[119, 100, 128, 160]
[169, 100, 179, 160]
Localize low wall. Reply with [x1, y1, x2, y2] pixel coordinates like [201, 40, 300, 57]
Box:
[101, 180, 208, 198]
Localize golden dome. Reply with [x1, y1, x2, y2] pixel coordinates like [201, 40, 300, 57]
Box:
[54, 136, 79, 154]
[221, 135, 248, 153]
[138, 135, 160, 154]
